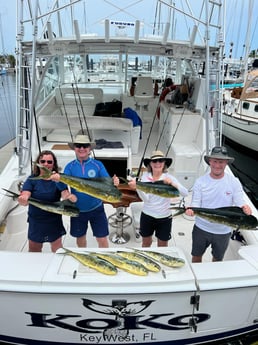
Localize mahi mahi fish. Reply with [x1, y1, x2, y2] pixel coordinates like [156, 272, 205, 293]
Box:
[120, 177, 179, 198]
[62, 248, 118, 275]
[133, 249, 185, 268]
[2, 188, 80, 217]
[92, 252, 149, 276]
[32, 165, 122, 203]
[116, 251, 161, 272]
[172, 206, 258, 230]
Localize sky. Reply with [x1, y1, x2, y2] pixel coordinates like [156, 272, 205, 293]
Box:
[0, 0, 257, 59]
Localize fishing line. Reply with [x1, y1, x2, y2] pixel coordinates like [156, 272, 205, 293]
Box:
[70, 66, 92, 141]
[71, 82, 84, 134]
[165, 106, 186, 157]
[58, 85, 74, 141]
[135, 102, 160, 179]
[70, 66, 96, 158]
[155, 107, 170, 149]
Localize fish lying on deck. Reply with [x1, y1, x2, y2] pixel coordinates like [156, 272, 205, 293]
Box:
[92, 252, 149, 276]
[133, 249, 185, 268]
[120, 178, 179, 198]
[31, 165, 122, 203]
[116, 251, 161, 272]
[2, 188, 80, 217]
[61, 248, 118, 275]
[171, 206, 258, 230]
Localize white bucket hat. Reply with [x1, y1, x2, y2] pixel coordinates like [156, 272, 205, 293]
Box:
[68, 134, 96, 149]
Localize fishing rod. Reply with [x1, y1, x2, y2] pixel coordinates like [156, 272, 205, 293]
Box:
[155, 108, 170, 149]
[70, 82, 84, 134]
[70, 66, 92, 139]
[165, 105, 186, 157]
[70, 65, 96, 158]
[135, 102, 160, 179]
[58, 85, 74, 142]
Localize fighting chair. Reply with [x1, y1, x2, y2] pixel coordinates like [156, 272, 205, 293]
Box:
[134, 76, 154, 120]
[107, 185, 142, 244]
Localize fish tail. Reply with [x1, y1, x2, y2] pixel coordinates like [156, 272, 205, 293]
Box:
[170, 207, 185, 216]
[32, 164, 52, 179]
[2, 188, 19, 199]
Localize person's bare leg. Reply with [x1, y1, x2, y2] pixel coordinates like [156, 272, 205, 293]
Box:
[96, 236, 109, 248]
[192, 255, 202, 263]
[77, 235, 87, 247]
[29, 240, 43, 252]
[142, 236, 152, 247]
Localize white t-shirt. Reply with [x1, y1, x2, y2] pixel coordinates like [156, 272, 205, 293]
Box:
[137, 172, 188, 218]
[191, 172, 245, 234]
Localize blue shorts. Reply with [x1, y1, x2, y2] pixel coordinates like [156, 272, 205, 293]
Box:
[70, 204, 108, 238]
[140, 212, 172, 241]
[192, 224, 231, 261]
[28, 216, 66, 243]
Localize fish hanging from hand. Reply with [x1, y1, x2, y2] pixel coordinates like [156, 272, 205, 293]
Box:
[120, 177, 179, 198]
[31, 165, 122, 203]
[2, 188, 79, 217]
[171, 206, 258, 230]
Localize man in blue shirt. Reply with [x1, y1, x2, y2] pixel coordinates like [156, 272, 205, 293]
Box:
[52, 134, 119, 248]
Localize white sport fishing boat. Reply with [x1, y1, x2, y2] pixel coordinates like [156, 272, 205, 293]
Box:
[222, 60, 258, 153]
[0, 1, 258, 344]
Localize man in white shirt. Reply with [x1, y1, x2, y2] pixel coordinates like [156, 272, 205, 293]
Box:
[186, 146, 252, 262]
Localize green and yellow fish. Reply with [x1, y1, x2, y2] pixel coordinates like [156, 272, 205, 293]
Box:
[61, 248, 118, 275]
[32, 165, 122, 203]
[116, 251, 161, 272]
[120, 177, 179, 198]
[2, 188, 79, 217]
[172, 206, 258, 230]
[92, 252, 149, 276]
[133, 249, 185, 268]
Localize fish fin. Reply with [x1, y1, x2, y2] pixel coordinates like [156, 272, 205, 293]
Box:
[216, 206, 245, 214]
[231, 229, 247, 245]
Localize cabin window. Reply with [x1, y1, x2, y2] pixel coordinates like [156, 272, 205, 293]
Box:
[243, 102, 250, 110]
[255, 105, 258, 112]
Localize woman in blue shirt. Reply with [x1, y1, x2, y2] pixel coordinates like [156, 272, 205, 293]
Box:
[18, 150, 77, 252]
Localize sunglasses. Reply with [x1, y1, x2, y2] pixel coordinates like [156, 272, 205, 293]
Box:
[74, 143, 90, 149]
[151, 158, 166, 163]
[212, 146, 228, 154]
[40, 159, 54, 164]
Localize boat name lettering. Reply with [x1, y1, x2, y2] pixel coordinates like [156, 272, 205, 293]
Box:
[25, 312, 210, 333]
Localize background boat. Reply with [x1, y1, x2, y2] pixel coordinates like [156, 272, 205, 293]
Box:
[222, 60, 258, 153]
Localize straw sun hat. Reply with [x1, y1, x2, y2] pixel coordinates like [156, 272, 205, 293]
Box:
[143, 150, 172, 168]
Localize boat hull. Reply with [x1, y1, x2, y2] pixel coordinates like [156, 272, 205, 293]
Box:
[1, 289, 258, 345]
[1, 249, 258, 345]
[222, 113, 258, 152]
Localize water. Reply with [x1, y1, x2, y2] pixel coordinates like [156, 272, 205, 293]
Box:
[223, 136, 258, 209]
[0, 73, 16, 148]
